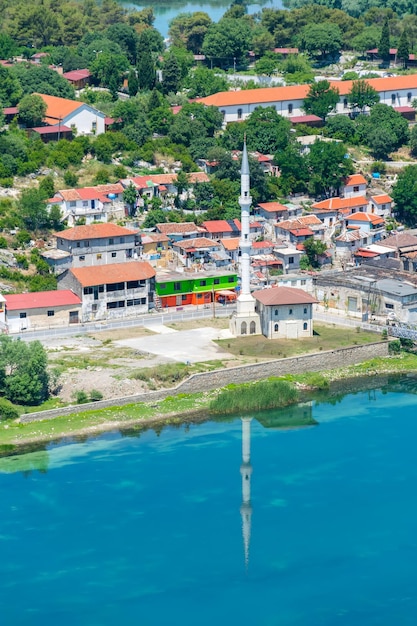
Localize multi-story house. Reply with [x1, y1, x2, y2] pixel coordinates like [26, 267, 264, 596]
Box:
[58, 261, 155, 322]
[45, 223, 139, 274]
[155, 270, 238, 308]
[48, 183, 125, 225]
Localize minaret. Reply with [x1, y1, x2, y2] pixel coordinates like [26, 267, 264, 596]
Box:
[240, 417, 253, 569]
[230, 140, 261, 336]
[238, 140, 255, 309]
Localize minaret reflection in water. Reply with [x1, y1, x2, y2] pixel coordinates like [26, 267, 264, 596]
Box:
[240, 417, 253, 570]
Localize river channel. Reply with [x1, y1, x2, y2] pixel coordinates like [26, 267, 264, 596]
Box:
[2, 378, 417, 624]
[122, 0, 286, 38]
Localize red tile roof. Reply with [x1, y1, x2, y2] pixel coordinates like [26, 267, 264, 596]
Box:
[31, 125, 72, 134]
[57, 183, 123, 202]
[70, 261, 155, 287]
[253, 286, 317, 306]
[198, 75, 417, 108]
[56, 223, 136, 241]
[258, 202, 289, 213]
[34, 93, 84, 125]
[347, 213, 384, 225]
[220, 237, 240, 251]
[176, 237, 216, 250]
[156, 222, 202, 235]
[312, 196, 368, 211]
[290, 114, 322, 124]
[5, 290, 81, 311]
[345, 174, 367, 186]
[371, 194, 392, 204]
[289, 228, 315, 237]
[63, 69, 91, 81]
[202, 220, 234, 233]
[252, 240, 274, 248]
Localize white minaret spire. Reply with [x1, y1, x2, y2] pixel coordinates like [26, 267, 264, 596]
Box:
[240, 417, 253, 569]
[238, 137, 252, 299]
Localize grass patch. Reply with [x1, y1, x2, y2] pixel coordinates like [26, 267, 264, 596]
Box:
[130, 360, 224, 387]
[215, 323, 379, 359]
[210, 379, 298, 415]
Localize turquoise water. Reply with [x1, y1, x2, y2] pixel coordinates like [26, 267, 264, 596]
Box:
[2, 383, 417, 625]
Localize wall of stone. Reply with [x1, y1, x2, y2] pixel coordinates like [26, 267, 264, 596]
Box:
[20, 341, 389, 423]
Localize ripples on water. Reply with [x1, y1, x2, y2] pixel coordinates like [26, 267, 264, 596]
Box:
[1, 380, 417, 625]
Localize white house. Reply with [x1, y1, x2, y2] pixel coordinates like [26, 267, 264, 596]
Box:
[197, 75, 417, 124]
[253, 286, 317, 339]
[48, 183, 125, 225]
[36, 93, 106, 135]
[5, 290, 81, 333]
[369, 194, 393, 218]
[343, 174, 367, 198]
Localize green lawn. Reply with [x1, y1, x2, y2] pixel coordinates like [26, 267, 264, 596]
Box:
[215, 323, 380, 359]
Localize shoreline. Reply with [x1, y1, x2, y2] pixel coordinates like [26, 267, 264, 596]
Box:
[2, 354, 417, 456]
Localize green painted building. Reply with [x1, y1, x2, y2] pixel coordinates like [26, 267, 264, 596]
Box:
[156, 270, 238, 307]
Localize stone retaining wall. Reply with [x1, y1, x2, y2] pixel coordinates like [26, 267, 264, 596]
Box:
[20, 341, 389, 423]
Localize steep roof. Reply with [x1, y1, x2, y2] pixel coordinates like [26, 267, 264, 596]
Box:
[70, 261, 155, 287]
[371, 194, 393, 204]
[345, 174, 367, 186]
[5, 290, 81, 311]
[63, 69, 91, 81]
[35, 93, 83, 125]
[197, 75, 417, 108]
[56, 183, 123, 203]
[202, 220, 234, 233]
[176, 237, 217, 249]
[156, 222, 202, 235]
[253, 286, 317, 306]
[220, 237, 240, 251]
[56, 223, 136, 241]
[347, 213, 384, 225]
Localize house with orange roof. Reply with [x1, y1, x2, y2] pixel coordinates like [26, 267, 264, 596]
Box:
[275, 216, 325, 242]
[369, 194, 393, 218]
[311, 195, 368, 217]
[33, 93, 106, 135]
[197, 75, 417, 124]
[256, 201, 292, 222]
[121, 172, 209, 206]
[219, 237, 240, 263]
[5, 290, 81, 333]
[156, 222, 205, 242]
[343, 174, 367, 197]
[50, 223, 139, 272]
[58, 261, 155, 321]
[172, 237, 228, 268]
[201, 219, 240, 239]
[344, 212, 385, 239]
[48, 183, 125, 225]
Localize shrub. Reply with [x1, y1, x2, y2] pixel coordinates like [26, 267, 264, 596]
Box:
[210, 379, 298, 414]
[75, 390, 89, 404]
[389, 339, 401, 354]
[89, 389, 103, 402]
[0, 397, 19, 420]
[0, 237, 7, 249]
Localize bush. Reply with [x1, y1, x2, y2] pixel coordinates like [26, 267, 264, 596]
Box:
[0, 237, 7, 249]
[0, 397, 19, 420]
[75, 390, 89, 404]
[210, 379, 298, 414]
[89, 389, 103, 402]
[389, 339, 401, 354]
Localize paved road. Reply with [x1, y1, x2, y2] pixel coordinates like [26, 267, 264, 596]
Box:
[14, 304, 237, 343]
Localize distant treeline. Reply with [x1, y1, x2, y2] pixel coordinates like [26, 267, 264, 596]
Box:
[283, 0, 416, 18]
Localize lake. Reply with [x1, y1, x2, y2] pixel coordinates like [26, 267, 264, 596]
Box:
[122, 0, 286, 38]
[2, 379, 417, 625]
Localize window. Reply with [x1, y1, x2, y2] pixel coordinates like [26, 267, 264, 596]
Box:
[92, 304, 98, 312]
[241, 321, 247, 335]
[159, 283, 166, 290]
[274, 323, 279, 332]
[111, 252, 117, 258]
[120, 237, 125, 244]
[79, 255, 85, 261]
[291, 280, 296, 286]
[92, 121, 97, 132]
[76, 242, 80, 248]
[301, 280, 306, 286]
[70, 201, 76, 208]
[182, 294, 187, 301]
[250, 321, 256, 334]
[304, 307, 307, 314]
[174, 282, 181, 291]
[221, 109, 226, 117]
[391, 94, 396, 104]
[84, 240, 90, 247]
[275, 309, 278, 316]
[19, 312, 26, 319]
[303, 322, 308, 330]
[214, 278, 220, 285]
[353, 186, 359, 192]
[288, 103, 293, 114]
[228, 276, 235, 283]
[109, 238, 114, 245]
[107, 300, 125, 309]
[107, 282, 124, 292]
[385, 303, 394, 309]
[288, 256, 294, 264]
[343, 98, 348, 109]
[97, 254, 102, 260]
[237, 108, 243, 119]
[83, 201, 88, 207]
[127, 280, 139, 289]
[200, 280, 206, 286]
[47, 310, 54, 317]
[289, 308, 293, 315]
[60, 239, 63, 245]
[127, 298, 146, 306]
[408, 92, 412, 103]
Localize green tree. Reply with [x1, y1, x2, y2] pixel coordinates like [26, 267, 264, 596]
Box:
[0, 66, 22, 107]
[38, 175, 55, 200]
[299, 22, 342, 59]
[184, 66, 229, 98]
[143, 209, 166, 228]
[123, 182, 137, 216]
[162, 53, 182, 95]
[392, 165, 417, 226]
[169, 12, 212, 53]
[397, 29, 410, 68]
[18, 94, 47, 128]
[357, 103, 409, 159]
[274, 144, 309, 195]
[307, 140, 354, 198]
[410, 125, 417, 157]
[347, 80, 380, 114]
[378, 17, 390, 64]
[303, 80, 339, 121]
[245, 106, 291, 154]
[127, 69, 139, 97]
[302, 237, 327, 269]
[325, 115, 356, 142]
[20, 188, 49, 231]
[202, 17, 252, 67]
[137, 31, 156, 90]
[0, 337, 49, 405]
